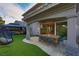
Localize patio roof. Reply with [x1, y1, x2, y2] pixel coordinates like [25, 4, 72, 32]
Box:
[22, 3, 75, 24]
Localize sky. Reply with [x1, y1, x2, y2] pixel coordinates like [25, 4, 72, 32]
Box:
[0, 3, 36, 24]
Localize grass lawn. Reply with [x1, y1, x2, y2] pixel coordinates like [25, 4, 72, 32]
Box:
[0, 35, 49, 56]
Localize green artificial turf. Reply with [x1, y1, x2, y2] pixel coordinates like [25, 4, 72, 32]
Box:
[0, 35, 49, 56]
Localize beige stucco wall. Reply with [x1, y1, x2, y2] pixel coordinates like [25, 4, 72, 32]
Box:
[29, 22, 40, 35]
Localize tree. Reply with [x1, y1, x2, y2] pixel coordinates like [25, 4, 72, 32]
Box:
[0, 17, 5, 24]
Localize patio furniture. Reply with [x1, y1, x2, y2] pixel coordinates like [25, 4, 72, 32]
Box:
[47, 38, 55, 43]
[39, 35, 48, 42]
[58, 37, 66, 42]
[39, 34, 61, 44]
[0, 29, 15, 45]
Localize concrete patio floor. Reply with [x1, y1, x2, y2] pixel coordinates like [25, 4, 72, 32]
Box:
[23, 36, 67, 56]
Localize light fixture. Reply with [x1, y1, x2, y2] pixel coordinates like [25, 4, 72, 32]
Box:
[62, 25, 66, 27]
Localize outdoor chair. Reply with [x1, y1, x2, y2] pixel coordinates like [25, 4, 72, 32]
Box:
[47, 36, 66, 45]
[47, 38, 55, 43]
[47, 38, 59, 45]
[39, 35, 59, 44]
[40, 36, 48, 42]
[58, 36, 66, 43]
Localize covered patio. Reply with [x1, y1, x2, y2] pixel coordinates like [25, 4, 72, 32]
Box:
[22, 3, 79, 56]
[22, 17, 69, 56]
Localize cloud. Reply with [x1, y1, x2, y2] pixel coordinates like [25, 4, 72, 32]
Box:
[0, 3, 35, 24]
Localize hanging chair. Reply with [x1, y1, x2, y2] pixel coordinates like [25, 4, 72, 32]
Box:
[0, 29, 15, 45]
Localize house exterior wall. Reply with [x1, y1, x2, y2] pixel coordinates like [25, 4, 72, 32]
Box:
[22, 3, 79, 49]
[30, 22, 40, 35]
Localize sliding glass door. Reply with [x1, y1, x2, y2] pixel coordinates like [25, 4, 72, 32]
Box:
[40, 24, 54, 34]
[56, 22, 67, 39]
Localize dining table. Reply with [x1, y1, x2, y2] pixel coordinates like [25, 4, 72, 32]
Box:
[38, 34, 61, 43]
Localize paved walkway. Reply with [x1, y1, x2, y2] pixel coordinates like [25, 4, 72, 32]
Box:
[23, 37, 67, 56]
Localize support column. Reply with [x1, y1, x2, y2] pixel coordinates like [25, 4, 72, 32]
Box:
[66, 16, 78, 48]
[54, 22, 56, 35]
[76, 12, 79, 48]
[75, 4, 79, 48]
[26, 23, 30, 40]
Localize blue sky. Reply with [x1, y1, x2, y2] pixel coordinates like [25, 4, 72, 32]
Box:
[0, 3, 36, 24]
[17, 3, 31, 11]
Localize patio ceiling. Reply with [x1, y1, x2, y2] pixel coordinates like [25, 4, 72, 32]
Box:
[23, 3, 75, 24]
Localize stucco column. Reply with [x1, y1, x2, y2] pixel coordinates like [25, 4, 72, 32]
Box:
[66, 16, 78, 48]
[76, 12, 79, 48]
[26, 23, 30, 40]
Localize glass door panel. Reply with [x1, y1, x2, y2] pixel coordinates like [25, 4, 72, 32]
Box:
[56, 22, 67, 39]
